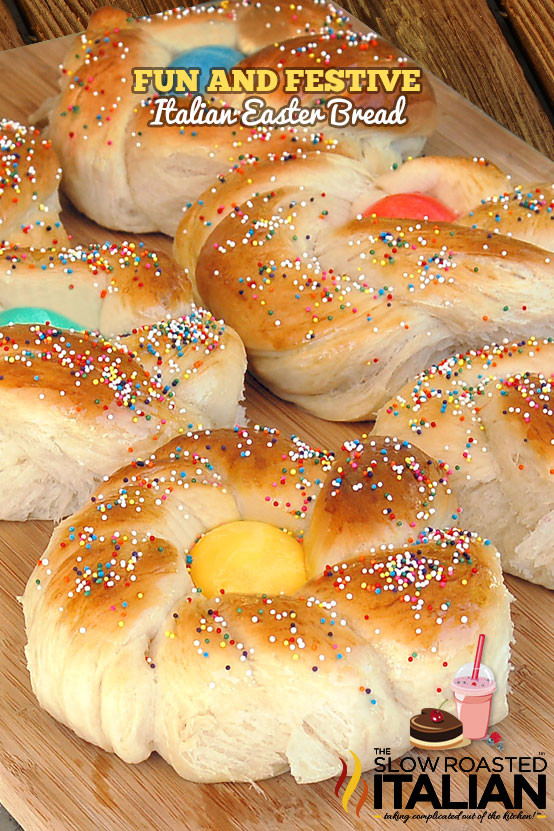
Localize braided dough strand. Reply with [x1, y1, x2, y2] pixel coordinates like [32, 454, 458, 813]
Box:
[367, 156, 554, 252]
[0, 120, 68, 248]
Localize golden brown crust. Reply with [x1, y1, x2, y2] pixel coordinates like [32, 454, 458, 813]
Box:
[0, 314, 246, 521]
[458, 182, 554, 252]
[235, 0, 336, 51]
[26, 427, 481, 604]
[87, 5, 131, 29]
[42, 428, 457, 580]
[0, 325, 150, 412]
[489, 372, 554, 457]
[128, 95, 346, 161]
[173, 152, 367, 278]
[165, 526, 499, 674]
[126, 99, 360, 233]
[301, 532, 500, 651]
[102, 0, 339, 48]
[35, 525, 183, 639]
[373, 338, 554, 586]
[100, 427, 336, 537]
[374, 339, 554, 490]
[0, 313, 241, 435]
[304, 435, 459, 577]
[194, 196, 552, 352]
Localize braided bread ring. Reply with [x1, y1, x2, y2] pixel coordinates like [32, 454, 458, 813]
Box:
[23, 427, 511, 783]
[174, 152, 554, 421]
[45, 0, 436, 234]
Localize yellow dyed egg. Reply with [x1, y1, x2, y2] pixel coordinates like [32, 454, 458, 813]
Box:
[189, 520, 306, 596]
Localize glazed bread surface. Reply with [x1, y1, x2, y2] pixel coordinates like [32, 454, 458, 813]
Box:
[0, 242, 192, 338]
[367, 156, 554, 251]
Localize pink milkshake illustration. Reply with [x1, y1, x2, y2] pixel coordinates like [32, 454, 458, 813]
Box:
[451, 634, 496, 740]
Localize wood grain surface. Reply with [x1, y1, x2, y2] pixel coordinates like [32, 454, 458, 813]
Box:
[502, 0, 554, 104]
[0, 0, 23, 49]
[3, 0, 553, 158]
[346, 0, 554, 158]
[0, 21, 552, 831]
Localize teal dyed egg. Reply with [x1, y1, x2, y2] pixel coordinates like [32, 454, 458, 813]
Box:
[0, 307, 84, 330]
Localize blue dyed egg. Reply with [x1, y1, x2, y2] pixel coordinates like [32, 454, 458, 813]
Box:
[166, 46, 244, 95]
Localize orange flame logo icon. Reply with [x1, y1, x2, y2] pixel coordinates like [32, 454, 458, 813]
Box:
[335, 750, 369, 816]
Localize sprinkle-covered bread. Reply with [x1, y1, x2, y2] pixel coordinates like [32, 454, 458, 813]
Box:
[174, 152, 554, 421]
[458, 182, 554, 252]
[0, 241, 192, 338]
[363, 156, 553, 250]
[374, 337, 554, 587]
[0, 120, 67, 248]
[0, 317, 245, 520]
[45, 0, 436, 234]
[23, 426, 512, 783]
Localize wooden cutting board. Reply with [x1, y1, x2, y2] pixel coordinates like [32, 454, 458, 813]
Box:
[0, 18, 553, 831]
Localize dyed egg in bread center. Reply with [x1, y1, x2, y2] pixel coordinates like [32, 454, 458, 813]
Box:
[166, 46, 245, 95]
[363, 192, 458, 222]
[0, 307, 84, 330]
[189, 520, 306, 596]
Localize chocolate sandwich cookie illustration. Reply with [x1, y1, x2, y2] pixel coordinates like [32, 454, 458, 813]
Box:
[410, 708, 469, 750]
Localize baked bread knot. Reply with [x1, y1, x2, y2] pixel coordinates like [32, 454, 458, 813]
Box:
[0, 120, 67, 248]
[0, 315, 245, 521]
[374, 337, 554, 588]
[45, 0, 436, 234]
[0, 241, 192, 337]
[23, 427, 511, 783]
[174, 152, 554, 420]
